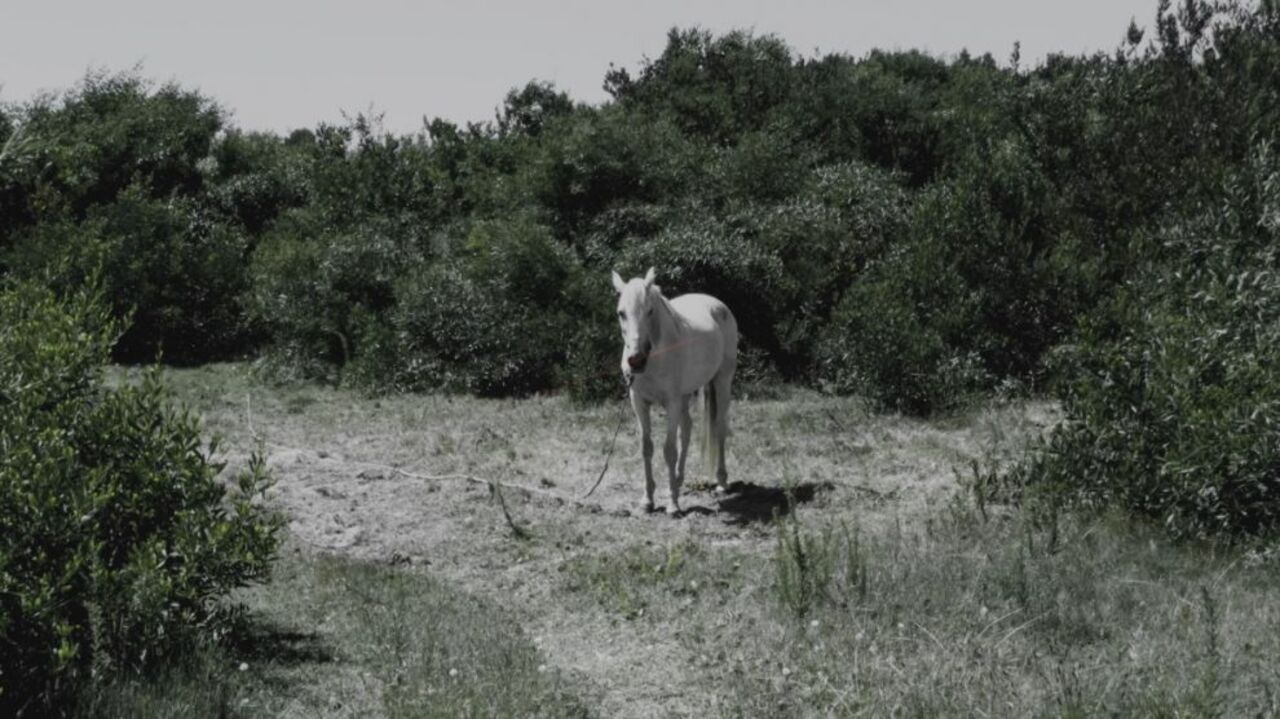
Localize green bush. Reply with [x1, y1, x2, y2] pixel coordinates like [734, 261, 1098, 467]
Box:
[605, 29, 796, 144]
[1013, 147, 1280, 538]
[816, 273, 989, 415]
[5, 185, 253, 363]
[0, 281, 282, 713]
[560, 270, 632, 403]
[0, 71, 221, 232]
[386, 219, 580, 395]
[708, 125, 815, 206]
[747, 161, 909, 372]
[813, 181, 978, 414]
[815, 138, 1083, 413]
[389, 263, 567, 396]
[203, 129, 309, 233]
[248, 211, 422, 382]
[4, 4, 1278, 414]
[526, 106, 709, 239]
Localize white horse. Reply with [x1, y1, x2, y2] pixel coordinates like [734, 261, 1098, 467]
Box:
[612, 267, 738, 515]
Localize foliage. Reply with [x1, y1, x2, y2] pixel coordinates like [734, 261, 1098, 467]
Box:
[0, 281, 282, 714]
[1012, 144, 1280, 538]
[605, 29, 796, 144]
[388, 216, 578, 396]
[248, 210, 422, 382]
[0, 70, 221, 237]
[203, 128, 309, 233]
[6, 185, 253, 363]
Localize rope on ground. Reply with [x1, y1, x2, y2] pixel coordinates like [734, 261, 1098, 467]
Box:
[583, 392, 631, 499]
[389, 467, 609, 512]
[488, 479, 531, 539]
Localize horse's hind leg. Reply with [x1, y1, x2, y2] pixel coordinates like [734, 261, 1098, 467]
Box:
[712, 367, 734, 490]
[675, 395, 693, 506]
[663, 397, 686, 516]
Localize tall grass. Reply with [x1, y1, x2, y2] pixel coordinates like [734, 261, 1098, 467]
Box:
[738, 503, 1280, 716]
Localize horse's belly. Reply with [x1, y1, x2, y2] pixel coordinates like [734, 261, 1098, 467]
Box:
[632, 358, 719, 405]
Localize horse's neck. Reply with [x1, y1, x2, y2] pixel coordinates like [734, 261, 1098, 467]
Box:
[651, 293, 682, 345]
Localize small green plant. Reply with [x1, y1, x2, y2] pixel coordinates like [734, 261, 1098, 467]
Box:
[773, 512, 836, 619]
[774, 514, 871, 620]
[1187, 586, 1225, 718]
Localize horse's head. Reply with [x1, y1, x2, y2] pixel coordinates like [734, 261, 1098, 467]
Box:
[611, 266, 660, 377]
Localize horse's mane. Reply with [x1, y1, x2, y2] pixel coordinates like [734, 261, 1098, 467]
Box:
[648, 285, 691, 347]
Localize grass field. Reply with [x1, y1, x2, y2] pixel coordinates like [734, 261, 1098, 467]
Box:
[88, 364, 1280, 717]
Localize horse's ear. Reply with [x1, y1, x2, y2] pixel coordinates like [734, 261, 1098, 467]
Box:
[643, 267, 657, 288]
[611, 270, 626, 294]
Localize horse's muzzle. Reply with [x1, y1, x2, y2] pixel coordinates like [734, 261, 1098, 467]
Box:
[626, 352, 648, 374]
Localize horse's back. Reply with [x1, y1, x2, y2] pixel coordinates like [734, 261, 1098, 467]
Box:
[670, 293, 732, 330]
[671, 293, 738, 363]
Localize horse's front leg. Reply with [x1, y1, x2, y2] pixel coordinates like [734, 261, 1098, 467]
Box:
[631, 391, 656, 512]
[663, 399, 683, 515]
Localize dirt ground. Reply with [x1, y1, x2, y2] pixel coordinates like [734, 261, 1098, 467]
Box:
[164, 365, 1056, 718]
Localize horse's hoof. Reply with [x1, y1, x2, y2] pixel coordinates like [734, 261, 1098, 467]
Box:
[640, 500, 656, 514]
[712, 484, 728, 495]
[666, 504, 682, 517]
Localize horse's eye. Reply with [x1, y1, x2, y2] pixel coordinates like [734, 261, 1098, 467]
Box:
[647, 308, 654, 316]
[617, 310, 625, 320]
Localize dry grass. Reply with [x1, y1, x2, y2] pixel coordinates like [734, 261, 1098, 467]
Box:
[85, 363, 1280, 717]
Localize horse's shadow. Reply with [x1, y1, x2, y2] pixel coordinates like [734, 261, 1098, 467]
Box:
[690, 480, 832, 526]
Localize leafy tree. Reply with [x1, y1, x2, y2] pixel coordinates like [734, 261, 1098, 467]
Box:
[6, 185, 252, 363]
[606, 29, 796, 144]
[499, 80, 575, 137]
[0, 71, 221, 230]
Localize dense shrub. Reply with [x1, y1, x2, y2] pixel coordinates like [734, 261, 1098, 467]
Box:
[390, 264, 567, 395]
[0, 281, 282, 713]
[560, 296, 628, 402]
[749, 161, 909, 371]
[815, 136, 1087, 412]
[707, 124, 816, 207]
[0, 72, 247, 363]
[526, 106, 709, 240]
[817, 276, 985, 415]
[816, 50, 948, 185]
[387, 218, 580, 395]
[299, 116, 442, 230]
[5, 185, 253, 363]
[203, 129, 309, 233]
[605, 29, 796, 144]
[248, 211, 423, 382]
[1013, 147, 1280, 537]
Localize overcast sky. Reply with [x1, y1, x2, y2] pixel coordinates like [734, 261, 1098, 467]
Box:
[3, 0, 1159, 135]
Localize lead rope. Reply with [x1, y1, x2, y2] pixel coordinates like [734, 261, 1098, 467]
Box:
[583, 375, 632, 499]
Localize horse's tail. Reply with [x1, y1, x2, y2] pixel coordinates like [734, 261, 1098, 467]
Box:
[701, 382, 719, 480]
